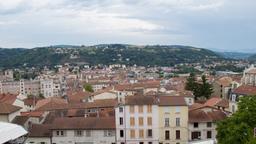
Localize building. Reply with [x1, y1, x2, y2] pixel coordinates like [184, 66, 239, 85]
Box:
[115, 96, 159, 144]
[188, 105, 227, 143]
[0, 102, 22, 122]
[51, 117, 116, 144]
[241, 65, 256, 86]
[158, 96, 189, 144]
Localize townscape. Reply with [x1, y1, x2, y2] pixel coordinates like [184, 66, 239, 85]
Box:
[1, 59, 256, 144]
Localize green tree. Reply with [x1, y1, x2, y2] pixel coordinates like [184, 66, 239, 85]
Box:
[185, 74, 213, 100]
[199, 75, 213, 99]
[83, 84, 94, 92]
[217, 96, 256, 144]
[185, 73, 196, 91]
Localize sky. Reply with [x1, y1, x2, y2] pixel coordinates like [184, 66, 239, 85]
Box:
[0, 0, 255, 52]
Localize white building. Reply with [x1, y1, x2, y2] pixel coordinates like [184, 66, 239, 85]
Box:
[115, 96, 159, 144]
[51, 117, 116, 144]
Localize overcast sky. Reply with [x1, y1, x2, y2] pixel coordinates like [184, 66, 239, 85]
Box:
[0, 0, 255, 52]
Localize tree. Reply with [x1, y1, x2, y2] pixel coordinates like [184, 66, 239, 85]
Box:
[185, 74, 213, 100]
[185, 73, 196, 91]
[217, 96, 256, 144]
[83, 84, 94, 92]
[199, 75, 213, 99]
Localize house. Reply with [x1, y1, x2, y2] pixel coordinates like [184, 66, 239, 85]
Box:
[230, 85, 256, 112]
[26, 124, 52, 144]
[51, 117, 116, 144]
[188, 105, 227, 142]
[158, 96, 189, 144]
[0, 102, 22, 122]
[212, 77, 233, 99]
[115, 96, 159, 144]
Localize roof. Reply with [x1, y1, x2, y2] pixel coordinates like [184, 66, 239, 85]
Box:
[189, 109, 227, 122]
[233, 85, 256, 95]
[204, 97, 229, 108]
[67, 90, 92, 103]
[35, 97, 68, 111]
[21, 111, 45, 117]
[0, 93, 18, 105]
[11, 116, 29, 126]
[23, 98, 42, 106]
[51, 117, 115, 130]
[69, 99, 117, 109]
[216, 77, 233, 87]
[125, 95, 158, 105]
[158, 96, 187, 106]
[28, 124, 51, 137]
[0, 102, 21, 114]
[0, 122, 27, 143]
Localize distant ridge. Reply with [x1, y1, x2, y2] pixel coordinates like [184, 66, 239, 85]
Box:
[0, 44, 224, 68]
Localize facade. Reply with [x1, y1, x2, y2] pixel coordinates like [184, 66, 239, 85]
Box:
[115, 96, 159, 144]
[188, 107, 227, 143]
[241, 65, 256, 86]
[51, 117, 116, 144]
[158, 96, 189, 144]
[115, 95, 188, 144]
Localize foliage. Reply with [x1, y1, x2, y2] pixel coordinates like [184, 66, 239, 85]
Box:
[217, 96, 256, 144]
[185, 74, 213, 100]
[0, 45, 223, 68]
[83, 84, 94, 92]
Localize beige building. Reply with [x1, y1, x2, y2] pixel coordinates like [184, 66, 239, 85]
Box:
[0, 102, 21, 122]
[158, 96, 189, 144]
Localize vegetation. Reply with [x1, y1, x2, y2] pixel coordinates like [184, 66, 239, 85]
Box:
[217, 96, 256, 144]
[0, 45, 223, 68]
[83, 84, 94, 92]
[185, 73, 213, 100]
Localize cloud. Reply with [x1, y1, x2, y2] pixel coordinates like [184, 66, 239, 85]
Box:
[0, 0, 255, 52]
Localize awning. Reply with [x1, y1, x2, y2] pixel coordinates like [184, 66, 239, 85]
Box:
[0, 122, 27, 143]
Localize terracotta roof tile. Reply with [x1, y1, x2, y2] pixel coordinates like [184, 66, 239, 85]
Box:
[233, 85, 256, 95]
[0, 102, 21, 114]
[29, 124, 51, 137]
[51, 117, 115, 130]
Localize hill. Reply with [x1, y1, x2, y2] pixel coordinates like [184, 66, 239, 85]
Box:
[217, 52, 253, 60]
[0, 44, 223, 68]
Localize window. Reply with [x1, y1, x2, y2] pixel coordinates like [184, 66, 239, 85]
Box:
[148, 142, 152, 144]
[207, 131, 212, 139]
[120, 117, 123, 125]
[85, 130, 91, 137]
[207, 122, 212, 128]
[147, 117, 152, 126]
[165, 130, 170, 140]
[191, 131, 201, 140]
[139, 117, 144, 126]
[139, 105, 144, 113]
[147, 129, 153, 137]
[56, 130, 65, 136]
[130, 130, 135, 138]
[147, 105, 152, 113]
[165, 118, 169, 127]
[75, 130, 83, 137]
[176, 130, 180, 139]
[104, 130, 114, 137]
[194, 123, 199, 128]
[130, 106, 135, 113]
[130, 117, 135, 126]
[176, 118, 180, 127]
[120, 130, 124, 138]
[175, 107, 180, 113]
[139, 129, 144, 138]
[119, 107, 123, 113]
[139, 142, 144, 144]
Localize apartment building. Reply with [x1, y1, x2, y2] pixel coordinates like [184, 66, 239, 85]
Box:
[115, 96, 159, 144]
[158, 96, 189, 144]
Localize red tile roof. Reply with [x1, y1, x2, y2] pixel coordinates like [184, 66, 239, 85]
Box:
[0, 93, 18, 104]
[158, 96, 187, 106]
[189, 109, 227, 122]
[233, 85, 256, 95]
[51, 117, 115, 130]
[0, 102, 21, 114]
[29, 124, 52, 137]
